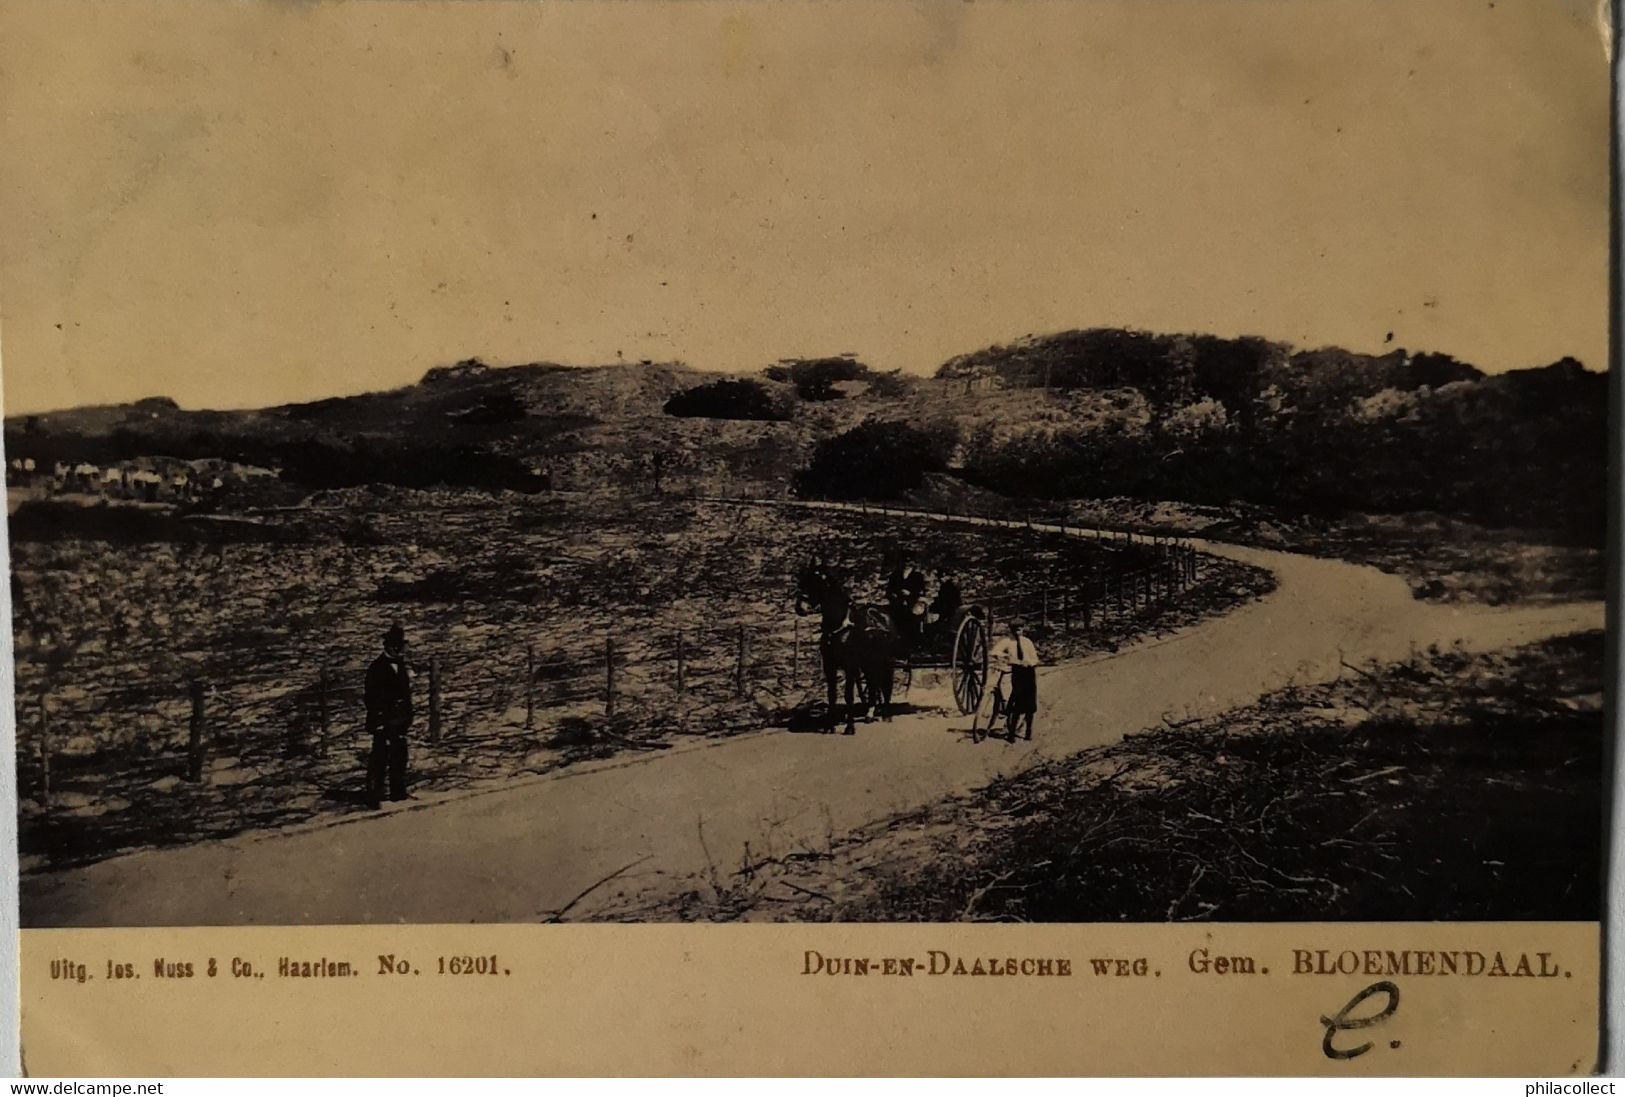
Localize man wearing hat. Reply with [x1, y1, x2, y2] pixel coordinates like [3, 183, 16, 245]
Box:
[363, 624, 414, 806]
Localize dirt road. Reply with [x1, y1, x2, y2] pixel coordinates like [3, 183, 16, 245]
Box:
[22, 518, 1605, 926]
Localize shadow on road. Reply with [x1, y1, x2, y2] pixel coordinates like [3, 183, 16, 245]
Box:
[783, 701, 949, 733]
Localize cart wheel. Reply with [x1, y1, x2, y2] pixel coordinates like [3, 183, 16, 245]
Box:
[951, 613, 989, 716]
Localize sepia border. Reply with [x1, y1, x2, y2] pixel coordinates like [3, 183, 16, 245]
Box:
[2, 0, 1621, 1077]
[13, 922, 1606, 1076]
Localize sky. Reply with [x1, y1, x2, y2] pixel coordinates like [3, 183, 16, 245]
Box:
[0, 0, 1610, 414]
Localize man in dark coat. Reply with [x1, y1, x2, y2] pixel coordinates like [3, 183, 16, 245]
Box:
[885, 555, 910, 612]
[364, 624, 413, 806]
[886, 554, 928, 644]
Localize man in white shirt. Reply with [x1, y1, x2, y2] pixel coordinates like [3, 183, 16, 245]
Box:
[990, 621, 1040, 740]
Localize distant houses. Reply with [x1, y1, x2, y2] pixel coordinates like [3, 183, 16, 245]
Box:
[6, 455, 280, 504]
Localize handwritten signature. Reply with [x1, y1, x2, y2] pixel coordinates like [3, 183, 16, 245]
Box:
[1321, 981, 1401, 1060]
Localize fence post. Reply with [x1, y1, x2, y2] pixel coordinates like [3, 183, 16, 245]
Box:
[792, 618, 800, 687]
[676, 631, 686, 695]
[37, 690, 51, 809]
[1060, 590, 1070, 636]
[605, 638, 617, 716]
[1041, 588, 1050, 629]
[428, 657, 442, 745]
[524, 645, 536, 730]
[187, 677, 207, 782]
[317, 665, 330, 756]
[735, 625, 748, 697]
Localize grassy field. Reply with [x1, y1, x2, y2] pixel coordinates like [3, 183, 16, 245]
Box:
[645, 630, 1607, 922]
[13, 490, 1266, 871]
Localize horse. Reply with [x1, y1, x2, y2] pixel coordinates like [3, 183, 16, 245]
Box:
[794, 559, 900, 734]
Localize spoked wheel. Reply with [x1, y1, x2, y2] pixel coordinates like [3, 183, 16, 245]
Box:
[951, 612, 989, 716]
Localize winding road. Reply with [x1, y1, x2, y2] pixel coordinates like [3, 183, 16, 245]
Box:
[21, 512, 1605, 926]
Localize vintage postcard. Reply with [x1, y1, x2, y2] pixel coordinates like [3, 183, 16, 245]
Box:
[0, 0, 1612, 1077]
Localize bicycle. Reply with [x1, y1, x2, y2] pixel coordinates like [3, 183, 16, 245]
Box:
[970, 667, 1023, 744]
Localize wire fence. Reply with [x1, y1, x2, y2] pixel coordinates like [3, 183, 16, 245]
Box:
[18, 497, 1204, 808]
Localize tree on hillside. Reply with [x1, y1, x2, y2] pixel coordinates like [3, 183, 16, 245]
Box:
[793, 420, 958, 500]
[663, 379, 790, 421]
[864, 369, 916, 398]
[768, 355, 872, 401]
[1189, 335, 1289, 430]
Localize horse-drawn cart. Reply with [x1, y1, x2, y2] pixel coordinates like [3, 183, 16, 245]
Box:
[797, 556, 999, 734]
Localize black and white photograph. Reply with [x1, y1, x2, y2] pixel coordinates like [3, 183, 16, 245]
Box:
[2, 0, 1609, 939]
